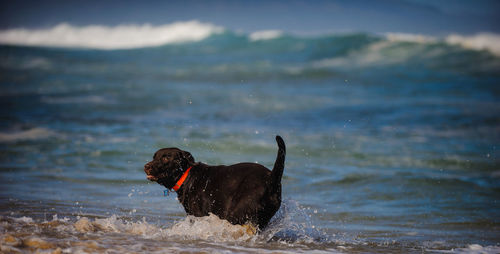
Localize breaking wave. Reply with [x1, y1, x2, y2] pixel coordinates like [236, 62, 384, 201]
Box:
[249, 30, 284, 41]
[0, 21, 224, 49]
[386, 32, 500, 56]
[0, 21, 499, 57]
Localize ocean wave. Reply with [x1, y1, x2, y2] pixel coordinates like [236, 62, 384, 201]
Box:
[385, 32, 437, 43]
[0, 21, 224, 49]
[312, 39, 429, 68]
[1, 21, 499, 58]
[386, 32, 500, 56]
[311, 33, 500, 72]
[445, 33, 500, 56]
[249, 30, 284, 41]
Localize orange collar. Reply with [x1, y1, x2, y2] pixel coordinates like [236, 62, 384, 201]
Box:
[172, 166, 192, 191]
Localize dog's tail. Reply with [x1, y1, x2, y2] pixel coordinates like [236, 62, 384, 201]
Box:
[271, 135, 286, 191]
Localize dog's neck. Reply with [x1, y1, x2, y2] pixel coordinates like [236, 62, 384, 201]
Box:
[158, 163, 196, 191]
[172, 166, 192, 191]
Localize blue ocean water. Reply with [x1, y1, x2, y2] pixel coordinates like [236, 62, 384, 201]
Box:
[0, 29, 499, 252]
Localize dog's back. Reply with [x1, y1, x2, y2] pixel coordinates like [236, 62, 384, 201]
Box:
[176, 136, 286, 229]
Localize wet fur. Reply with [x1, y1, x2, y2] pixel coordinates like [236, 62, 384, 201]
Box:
[144, 136, 286, 230]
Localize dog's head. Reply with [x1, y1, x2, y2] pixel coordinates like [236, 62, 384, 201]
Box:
[144, 148, 195, 188]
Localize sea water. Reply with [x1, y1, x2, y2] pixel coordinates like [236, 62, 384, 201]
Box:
[0, 23, 499, 253]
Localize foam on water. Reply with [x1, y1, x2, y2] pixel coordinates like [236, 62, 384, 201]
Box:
[1, 21, 499, 57]
[73, 214, 259, 242]
[445, 33, 500, 56]
[249, 30, 284, 41]
[311, 33, 500, 72]
[386, 32, 500, 56]
[0, 21, 224, 49]
[385, 32, 437, 43]
[433, 244, 500, 254]
[0, 21, 498, 253]
[0, 200, 336, 253]
[2, 211, 498, 253]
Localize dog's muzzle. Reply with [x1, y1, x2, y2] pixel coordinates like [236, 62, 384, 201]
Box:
[144, 162, 158, 181]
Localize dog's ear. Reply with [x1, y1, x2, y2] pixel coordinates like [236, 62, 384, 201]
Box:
[179, 150, 195, 169]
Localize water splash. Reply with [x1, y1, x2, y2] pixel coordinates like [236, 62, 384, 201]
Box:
[0, 199, 329, 253]
[261, 199, 328, 243]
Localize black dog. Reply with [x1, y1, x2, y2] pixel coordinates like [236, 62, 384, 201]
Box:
[144, 136, 286, 230]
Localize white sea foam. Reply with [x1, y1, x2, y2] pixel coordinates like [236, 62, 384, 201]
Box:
[442, 244, 500, 254]
[385, 32, 437, 43]
[313, 31, 500, 70]
[249, 30, 284, 41]
[312, 40, 416, 68]
[13, 216, 34, 223]
[1, 213, 335, 253]
[445, 33, 500, 56]
[4, 213, 495, 253]
[386, 32, 500, 56]
[71, 199, 322, 243]
[0, 127, 58, 142]
[0, 21, 224, 49]
[73, 214, 256, 241]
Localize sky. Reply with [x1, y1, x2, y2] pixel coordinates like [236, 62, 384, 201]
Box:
[0, 0, 499, 35]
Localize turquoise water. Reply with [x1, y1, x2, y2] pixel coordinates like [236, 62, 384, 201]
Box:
[0, 31, 499, 253]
